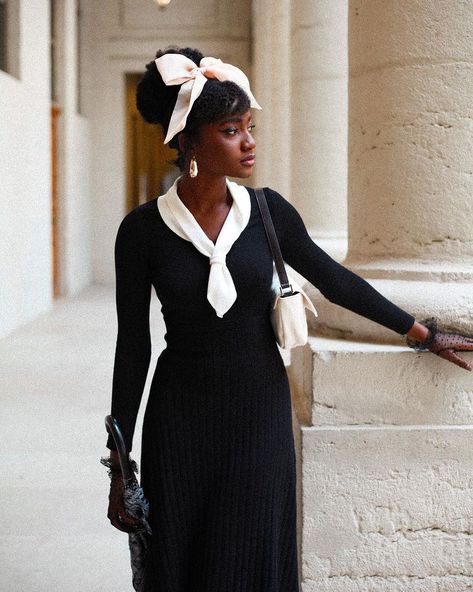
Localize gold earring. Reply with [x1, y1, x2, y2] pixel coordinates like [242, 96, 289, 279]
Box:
[189, 155, 198, 178]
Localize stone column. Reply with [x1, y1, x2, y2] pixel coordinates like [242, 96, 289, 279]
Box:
[253, 0, 348, 259]
[291, 0, 348, 256]
[252, 0, 292, 197]
[292, 2, 473, 587]
[309, 0, 473, 342]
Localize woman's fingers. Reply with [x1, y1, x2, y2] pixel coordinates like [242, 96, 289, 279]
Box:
[108, 507, 129, 532]
[108, 508, 142, 533]
[110, 515, 130, 532]
[456, 336, 473, 350]
[431, 332, 473, 355]
[438, 349, 472, 371]
[107, 477, 143, 533]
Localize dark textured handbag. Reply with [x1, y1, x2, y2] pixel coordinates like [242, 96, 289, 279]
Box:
[100, 415, 152, 592]
[254, 188, 317, 349]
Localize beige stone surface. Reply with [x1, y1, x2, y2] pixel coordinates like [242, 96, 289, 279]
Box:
[318, 0, 473, 338]
[306, 337, 473, 427]
[303, 576, 473, 591]
[252, 0, 292, 196]
[288, 335, 473, 591]
[290, 0, 348, 242]
[347, 0, 473, 265]
[301, 426, 473, 590]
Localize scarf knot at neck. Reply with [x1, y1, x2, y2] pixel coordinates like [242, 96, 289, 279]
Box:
[209, 251, 227, 266]
[157, 177, 251, 318]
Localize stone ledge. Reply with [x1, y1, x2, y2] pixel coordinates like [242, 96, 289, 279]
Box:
[288, 337, 473, 427]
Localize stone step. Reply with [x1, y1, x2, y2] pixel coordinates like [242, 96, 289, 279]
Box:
[289, 337, 473, 590]
[289, 336, 473, 427]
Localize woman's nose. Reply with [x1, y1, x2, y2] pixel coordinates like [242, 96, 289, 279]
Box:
[242, 131, 256, 151]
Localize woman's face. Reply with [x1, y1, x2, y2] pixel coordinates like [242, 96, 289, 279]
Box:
[192, 109, 256, 179]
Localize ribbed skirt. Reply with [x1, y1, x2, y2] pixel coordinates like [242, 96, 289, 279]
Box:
[140, 321, 300, 592]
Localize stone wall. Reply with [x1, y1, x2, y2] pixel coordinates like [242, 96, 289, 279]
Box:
[282, 1, 473, 589]
[0, 1, 52, 338]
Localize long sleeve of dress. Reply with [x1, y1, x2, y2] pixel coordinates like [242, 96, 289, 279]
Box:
[264, 187, 416, 335]
[105, 210, 152, 453]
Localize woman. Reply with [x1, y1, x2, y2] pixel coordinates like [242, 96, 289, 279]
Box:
[102, 46, 473, 592]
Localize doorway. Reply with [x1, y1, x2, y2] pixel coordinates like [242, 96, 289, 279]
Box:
[125, 73, 179, 212]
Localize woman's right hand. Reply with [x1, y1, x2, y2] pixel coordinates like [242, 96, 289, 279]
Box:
[107, 465, 143, 533]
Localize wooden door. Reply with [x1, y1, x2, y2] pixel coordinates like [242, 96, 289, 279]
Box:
[51, 104, 60, 298]
[125, 73, 179, 212]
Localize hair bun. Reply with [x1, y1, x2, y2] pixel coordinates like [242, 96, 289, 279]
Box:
[136, 46, 204, 128]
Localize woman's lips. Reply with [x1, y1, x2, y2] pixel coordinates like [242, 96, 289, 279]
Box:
[240, 155, 256, 166]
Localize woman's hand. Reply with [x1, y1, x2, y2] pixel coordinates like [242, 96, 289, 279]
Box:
[407, 319, 473, 371]
[107, 468, 144, 533]
[428, 329, 473, 371]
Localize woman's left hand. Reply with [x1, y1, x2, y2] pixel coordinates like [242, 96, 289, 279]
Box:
[428, 329, 473, 371]
[407, 318, 473, 371]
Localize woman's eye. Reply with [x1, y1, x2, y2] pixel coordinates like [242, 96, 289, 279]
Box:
[222, 124, 255, 135]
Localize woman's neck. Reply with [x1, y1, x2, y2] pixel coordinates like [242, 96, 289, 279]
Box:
[176, 173, 231, 213]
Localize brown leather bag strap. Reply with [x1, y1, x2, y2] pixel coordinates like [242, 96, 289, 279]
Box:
[254, 188, 293, 296]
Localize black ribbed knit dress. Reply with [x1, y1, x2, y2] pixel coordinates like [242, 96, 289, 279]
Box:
[106, 185, 415, 592]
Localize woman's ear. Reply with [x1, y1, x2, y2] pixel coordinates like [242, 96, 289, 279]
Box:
[178, 132, 189, 155]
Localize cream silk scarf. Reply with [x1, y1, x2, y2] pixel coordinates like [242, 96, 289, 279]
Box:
[155, 54, 262, 144]
[157, 176, 251, 317]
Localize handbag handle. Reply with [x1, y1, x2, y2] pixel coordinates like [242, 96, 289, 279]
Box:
[104, 415, 135, 485]
[254, 188, 293, 296]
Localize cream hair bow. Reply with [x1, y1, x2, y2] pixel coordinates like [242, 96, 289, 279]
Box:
[155, 54, 262, 144]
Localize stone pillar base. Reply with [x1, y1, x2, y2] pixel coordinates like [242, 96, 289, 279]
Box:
[288, 337, 473, 591]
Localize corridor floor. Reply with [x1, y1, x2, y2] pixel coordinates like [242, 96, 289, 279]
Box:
[0, 284, 166, 591]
